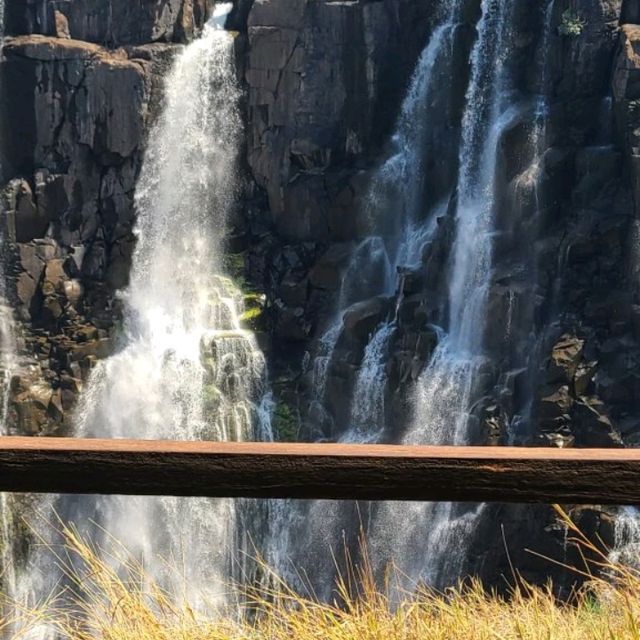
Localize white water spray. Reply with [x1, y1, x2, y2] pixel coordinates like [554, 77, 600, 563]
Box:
[75, 4, 270, 608]
[7, 5, 272, 624]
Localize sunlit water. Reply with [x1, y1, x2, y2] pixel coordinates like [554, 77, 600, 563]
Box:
[6, 6, 274, 635]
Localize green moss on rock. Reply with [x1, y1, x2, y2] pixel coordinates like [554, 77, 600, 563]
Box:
[272, 401, 298, 442]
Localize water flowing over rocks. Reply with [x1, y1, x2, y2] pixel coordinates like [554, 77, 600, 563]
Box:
[1, 4, 275, 627]
[2, 0, 640, 609]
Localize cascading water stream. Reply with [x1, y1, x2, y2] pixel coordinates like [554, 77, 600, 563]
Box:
[369, 0, 516, 589]
[275, 2, 475, 597]
[0, 0, 634, 630]
[307, 9, 457, 412]
[74, 3, 272, 607]
[0, 0, 10, 429]
[346, 321, 394, 442]
[611, 506, 640, 569]
[6, 5, 272, 632]
[506, 0, 557, 442]
[0, 299, 18, 612]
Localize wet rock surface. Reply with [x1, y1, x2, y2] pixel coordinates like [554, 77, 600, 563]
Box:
[242, 0, 640, 588]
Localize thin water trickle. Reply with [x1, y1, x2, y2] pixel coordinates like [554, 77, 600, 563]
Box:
[347, 321, 395, 441]
[507, 0, 557, 440]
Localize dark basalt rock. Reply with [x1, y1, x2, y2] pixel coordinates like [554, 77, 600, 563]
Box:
[5, 0, 213, 46]
[342, 297, 391, 344]
[0, 34, 179, 431]
[244, 0, 435, 240]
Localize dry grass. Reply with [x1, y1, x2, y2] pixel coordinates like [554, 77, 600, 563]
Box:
[7, 507, 640, 639]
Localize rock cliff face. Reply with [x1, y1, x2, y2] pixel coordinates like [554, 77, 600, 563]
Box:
[241, 0, 435, 350]
[6, 0, 214, 45]
[245, 0, 433, 238]
[3, 0, 640, 588]
[246, 0, 640, 457]
[239, 0, 640, 585]
[0, 31, 178, 433]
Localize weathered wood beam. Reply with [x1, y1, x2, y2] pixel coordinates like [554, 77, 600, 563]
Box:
[0, 437, 637, 504]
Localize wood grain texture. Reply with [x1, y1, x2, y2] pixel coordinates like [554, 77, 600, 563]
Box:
[0, 437, 638, 503]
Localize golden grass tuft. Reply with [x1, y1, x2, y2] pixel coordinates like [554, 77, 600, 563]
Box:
[7, 506, 640, 639]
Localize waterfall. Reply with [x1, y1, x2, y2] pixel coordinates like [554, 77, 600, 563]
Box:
[610, 507, 640, 569]
[0, 0, 630, 618]
[0, 295, 19, 616]
[309, 5, 459, 426]
[74, 3, 271, 607]
[275, 2, 473, 597]
[7, 3, 273, 625]
[346, 321, 394, 442]
[369, 0, 516, 588]
[0, 6, 50, 636]
[505, 0, 555, 442]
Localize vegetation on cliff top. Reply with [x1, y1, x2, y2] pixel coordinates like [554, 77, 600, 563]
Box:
[5, 508, 640, 639]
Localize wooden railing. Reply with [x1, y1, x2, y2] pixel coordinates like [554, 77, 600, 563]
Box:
[0, 437, 637, 504]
